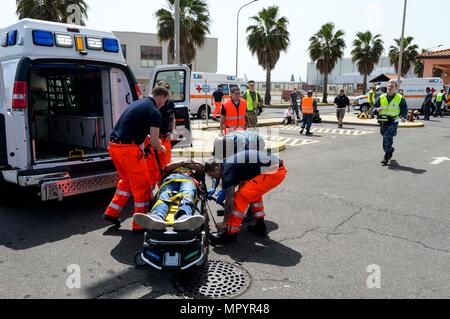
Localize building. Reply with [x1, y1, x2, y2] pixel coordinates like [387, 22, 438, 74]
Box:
[418, 49, 450, 85]
[113, 31, 218, 95]
[307, 57, 416, 94]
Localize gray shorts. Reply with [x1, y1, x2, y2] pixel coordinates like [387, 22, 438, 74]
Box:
[336, 108, 346, 118]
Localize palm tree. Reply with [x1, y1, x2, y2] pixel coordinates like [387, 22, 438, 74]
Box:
[247, 6, 290, 105]
[155, 0, 210, 64]
[16, 0, 88, 25]
[414, 49, 428, 77]
[351, 31, 384, 94]
[309, 23, 346, 103]
[388, 36, 419, 76]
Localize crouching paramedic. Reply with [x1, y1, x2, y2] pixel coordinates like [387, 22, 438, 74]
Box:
[133, 160, 205, 231]
[205, 150, 287, 244]
[103, 86, 169, 232]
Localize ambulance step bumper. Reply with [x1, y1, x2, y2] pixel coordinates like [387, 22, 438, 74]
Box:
[40, 172, 119, 201]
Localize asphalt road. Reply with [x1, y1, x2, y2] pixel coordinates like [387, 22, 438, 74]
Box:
[1, 116, 449, 299]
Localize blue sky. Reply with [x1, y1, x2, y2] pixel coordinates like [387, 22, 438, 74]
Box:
[1, 0, 448, 81]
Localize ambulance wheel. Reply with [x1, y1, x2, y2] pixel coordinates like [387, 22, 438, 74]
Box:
[0, 174, 13, 205]
[134, 252, 147, 267]
[197, 105, 211, 119]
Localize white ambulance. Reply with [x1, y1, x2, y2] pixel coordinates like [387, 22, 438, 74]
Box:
[0, 19, 191, 203]
[353, 78, 446, 112]
[190, 72, 247, 119]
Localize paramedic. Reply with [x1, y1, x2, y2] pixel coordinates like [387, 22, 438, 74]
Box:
[103, 86, 169, 232]
[300, 90, 318, 136]
[434, 89, 447, 118]
[243, 80, 263, 129]
[212, 86, 224, 121]
[205, 150, 287, 245]
[221, 87, 247, 136]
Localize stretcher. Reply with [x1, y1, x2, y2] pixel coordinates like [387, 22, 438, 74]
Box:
[134, 174, 210, 272]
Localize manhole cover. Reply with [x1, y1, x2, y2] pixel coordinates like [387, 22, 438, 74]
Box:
[174, 260, 251, 299]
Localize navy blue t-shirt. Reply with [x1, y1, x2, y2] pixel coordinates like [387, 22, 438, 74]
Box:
[111, 97, 162, 145]
[221, 150, 282, 189]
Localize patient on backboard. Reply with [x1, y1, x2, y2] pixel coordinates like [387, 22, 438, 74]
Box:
[133, 160, 205, 232]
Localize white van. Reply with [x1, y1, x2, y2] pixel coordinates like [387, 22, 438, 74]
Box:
[0, 19, 191, 203]
[353, 78, 446, 112]
[190, 72, 247, 118]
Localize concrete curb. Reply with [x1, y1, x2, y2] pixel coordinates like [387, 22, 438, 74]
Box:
[321, 119, 425, 128]
[172, 141, 286, 158]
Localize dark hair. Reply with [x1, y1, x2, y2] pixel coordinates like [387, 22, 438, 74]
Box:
[205, 158, 221, 173]
[152, 86, 170, 97]
[247, 80, 255, 85]
[231, 87, 241, 94]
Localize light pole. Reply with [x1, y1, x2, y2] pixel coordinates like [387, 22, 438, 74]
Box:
[174, 0, 181, 64]
[236, 0, 258, 77]
[397, 0, 407, 86]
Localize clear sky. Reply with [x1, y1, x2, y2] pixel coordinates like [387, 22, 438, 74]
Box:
[1, 0, 448, 82]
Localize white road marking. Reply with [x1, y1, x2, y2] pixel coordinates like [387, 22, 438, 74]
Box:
[430, 157, 450, 165]
[274, 125, 374, 136]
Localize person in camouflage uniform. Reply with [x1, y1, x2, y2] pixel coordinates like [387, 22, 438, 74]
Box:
[243, 81, 262, 129]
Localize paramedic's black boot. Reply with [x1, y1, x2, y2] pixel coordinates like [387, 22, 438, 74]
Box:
[300, 128, 304, 135]
[247, 219, 268, 238]
[306, 130, 313, 136]
[209, 232, 238, 245]
[381, 153, 389, 166]
[103, 214, 121, 227]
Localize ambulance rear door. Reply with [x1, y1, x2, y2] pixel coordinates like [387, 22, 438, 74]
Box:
[149, 65, 192, 148]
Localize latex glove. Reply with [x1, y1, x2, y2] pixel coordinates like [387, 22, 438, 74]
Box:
[207, 188, 217, 199]
[216, 189, 226, 205]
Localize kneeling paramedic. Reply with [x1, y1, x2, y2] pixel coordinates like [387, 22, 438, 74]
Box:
[205, 150, 287, 244]
[372, 80, 408, 166]
[133, 160, 205, 231]
[103, 87, 168, 232]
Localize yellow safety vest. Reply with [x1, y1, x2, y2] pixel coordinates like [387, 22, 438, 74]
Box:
[380, 93, 402, 119]
[436, 93, 444, 103]
[246, 90, 259, 111]
[368, 90, 376, 104]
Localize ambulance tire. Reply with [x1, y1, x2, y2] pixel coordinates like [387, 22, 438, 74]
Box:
[0, 174, 13, 205]
[197, 105, 211, 119]
[134, 252, 147, 268]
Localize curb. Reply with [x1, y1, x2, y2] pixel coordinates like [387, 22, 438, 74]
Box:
[321, 119, 425, 129]
[172, 141, 286, 158]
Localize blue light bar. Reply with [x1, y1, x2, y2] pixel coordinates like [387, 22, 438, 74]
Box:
[32, 30, 54, 47]
[7, 30, 17, 46]
[102, 38, 119, 53]
[227, 76, 236, 81]
[193, 74, 203, 80]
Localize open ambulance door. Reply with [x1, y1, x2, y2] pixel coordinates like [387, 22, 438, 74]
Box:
[149, 65, 192, 149]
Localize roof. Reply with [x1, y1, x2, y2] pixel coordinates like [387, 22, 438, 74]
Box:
[418, 48, 450, 59]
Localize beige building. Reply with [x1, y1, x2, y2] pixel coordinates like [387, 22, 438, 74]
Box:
[113, 31, 218, 95]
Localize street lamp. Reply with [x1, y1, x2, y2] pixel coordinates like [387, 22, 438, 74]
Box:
[174, 0, 181, 64]
[236, 0, 258, 77]
[397, 0, 407, 86]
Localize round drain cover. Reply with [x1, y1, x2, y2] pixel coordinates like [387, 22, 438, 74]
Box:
[175, 261, 251, 299]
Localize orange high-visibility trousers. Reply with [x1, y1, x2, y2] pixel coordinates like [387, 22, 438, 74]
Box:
[224, 165, 287, 234]
[105, 143, 154, 231]
[145, 136, 172, 187]
[213, 101, 222, 119]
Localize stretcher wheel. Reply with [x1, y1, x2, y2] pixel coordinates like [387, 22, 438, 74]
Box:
[134, 252, 147, 267]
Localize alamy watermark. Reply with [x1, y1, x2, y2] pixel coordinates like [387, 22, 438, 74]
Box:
[366, 264, 381, 289]
[66, 264, 81, 289]
[66, 4, 82, 25]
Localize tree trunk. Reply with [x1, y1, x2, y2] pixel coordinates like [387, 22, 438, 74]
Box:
[322, 73, 328, 103]
[265, 69, 272, 106]
[363, 73, 368, 94]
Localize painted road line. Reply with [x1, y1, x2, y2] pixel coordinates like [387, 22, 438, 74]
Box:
[263, 135, 320, 147]
[274, 125, 374, 136]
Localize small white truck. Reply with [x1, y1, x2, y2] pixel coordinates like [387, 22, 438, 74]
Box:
[0, 19, 191, 203]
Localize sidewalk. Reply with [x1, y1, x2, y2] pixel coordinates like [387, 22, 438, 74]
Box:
[172, 129, 286, 158]
[320, 113, 425, 128]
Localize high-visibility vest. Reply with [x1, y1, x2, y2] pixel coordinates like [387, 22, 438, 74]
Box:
[380, 93, 402, 119]
[223, 98, 247, 135]
[436, 93, 444, 103]
[301, 97, 315, 115]
[368, 90, 376, 104]
[246, 90, 259, 111]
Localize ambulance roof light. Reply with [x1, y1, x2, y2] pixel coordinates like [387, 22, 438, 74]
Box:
[32, 30, 54, 47]
[7, 30, 17, 46]
[102, 38, 119, 53]
[86, 37, 102, 50]
[55, 33, 73, 48]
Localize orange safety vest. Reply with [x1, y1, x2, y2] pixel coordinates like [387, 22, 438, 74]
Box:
[223, 98, 247, 135]
[302, 97, 315, 115]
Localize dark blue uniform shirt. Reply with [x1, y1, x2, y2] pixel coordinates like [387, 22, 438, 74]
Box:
[111, 97, 162, 145]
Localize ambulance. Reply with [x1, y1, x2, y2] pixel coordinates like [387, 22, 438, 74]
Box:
[190, 72, 247, 119]
[353, 78, 447, 112]
[0, 19, 191, 203]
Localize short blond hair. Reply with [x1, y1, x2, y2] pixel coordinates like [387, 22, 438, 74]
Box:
[152, 86, 170, 97]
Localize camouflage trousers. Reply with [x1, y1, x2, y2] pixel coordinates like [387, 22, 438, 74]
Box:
[246, 110, 258, 129]
[380, 122, 398, 153]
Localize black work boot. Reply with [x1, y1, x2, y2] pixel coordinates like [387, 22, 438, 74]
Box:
[381, 153, 389, 166]
[209, 232, 238, 245]
[300, 128, 304, 135]
[306, 130, 313, 136]
[247, 219, 268, 238]
[103, 214, 122, 227]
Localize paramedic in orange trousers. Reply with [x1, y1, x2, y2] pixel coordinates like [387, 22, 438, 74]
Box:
[103, 86, 169, 233]
[205, 150, 287, 244]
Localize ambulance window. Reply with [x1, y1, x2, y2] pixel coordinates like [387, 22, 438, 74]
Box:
[154, 70, 186, 102]
[218, 84, 229, 95]
[240, 85, 248, 94]
[230, 84, 239, 92]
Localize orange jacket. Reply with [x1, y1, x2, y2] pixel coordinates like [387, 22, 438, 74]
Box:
[302, 97, 315, 115]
